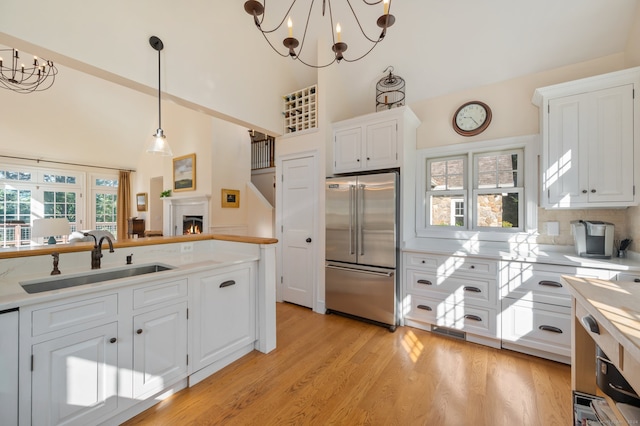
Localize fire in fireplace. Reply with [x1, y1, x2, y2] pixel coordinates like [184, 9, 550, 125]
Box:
[183, 215, 203, 234]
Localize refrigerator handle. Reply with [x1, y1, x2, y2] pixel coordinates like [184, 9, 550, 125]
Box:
[349, 185, 356, 255]
[359, 184, 365, 256]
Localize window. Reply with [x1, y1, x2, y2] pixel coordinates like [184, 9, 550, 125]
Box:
[0, 188, 32, 246]
[416, 135, 537, 241]
[92, 175, 118, 235]
[473, 150, 523, 230]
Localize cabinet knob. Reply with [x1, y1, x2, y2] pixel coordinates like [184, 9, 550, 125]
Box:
[469, 265, 475, 269]
[110, 337, 117, 343]
[367, 157, 370, 161]
[634, 278, 640, 283]
[582, 190, 588, 194]
[306, 237, 312, 243]
[136, 329, 143, 335]
[591, 189, 596, 193]
[421, 260, 426, 264]
[357, 159, 360, 162]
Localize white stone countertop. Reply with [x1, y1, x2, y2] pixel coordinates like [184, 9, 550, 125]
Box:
[0, 240, 259, 311]
[402, 238, 640, 272]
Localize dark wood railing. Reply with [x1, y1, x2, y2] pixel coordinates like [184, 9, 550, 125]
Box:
[251, 137, 275, 170]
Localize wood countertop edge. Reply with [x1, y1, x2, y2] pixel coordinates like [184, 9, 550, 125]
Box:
[0, 234, 278, 259]
[562, 275, 640, 364]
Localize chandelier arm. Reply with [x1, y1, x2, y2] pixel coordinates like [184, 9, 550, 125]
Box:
[345, 0, 383, 43]
[259, 0, 300, 34]
[0, 48, 58, 93]
[295, 55, 338, 68]
[361, 0, 383, 4]
[261, 31, 292, 57]
[341, 38, 381, 63]
[294, 0, 319, 61]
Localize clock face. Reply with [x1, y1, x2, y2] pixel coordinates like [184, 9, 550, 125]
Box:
[453, 101, 492, 136]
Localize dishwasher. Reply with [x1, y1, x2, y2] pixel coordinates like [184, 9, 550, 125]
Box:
[0, 308, 19, 425]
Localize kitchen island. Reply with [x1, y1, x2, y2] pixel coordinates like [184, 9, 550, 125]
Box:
[0, 234, 277, 426]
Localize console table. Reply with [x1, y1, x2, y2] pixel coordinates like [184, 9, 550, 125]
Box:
[562, 275, 640, 424]
[128, 218, 145, 238]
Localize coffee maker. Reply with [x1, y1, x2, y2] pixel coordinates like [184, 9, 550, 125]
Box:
[571, 220, 615, 259]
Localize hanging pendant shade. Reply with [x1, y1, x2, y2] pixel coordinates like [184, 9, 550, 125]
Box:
[146, 36, 173, 156]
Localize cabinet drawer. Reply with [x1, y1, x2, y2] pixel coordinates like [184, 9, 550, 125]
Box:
[405, 294, 498, 338]
[615, 272, 640, 283]
[133, 278, 188, 310]
[406, 269, 496, 307]
[575, 301, 620, 368]
[501, 262, 611, 307]
[404, 252, 497, 276]
[31, 294, 118, 337]
[502, 298, 571, 357]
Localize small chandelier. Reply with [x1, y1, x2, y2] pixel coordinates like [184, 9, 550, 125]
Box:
[0, 47, 58, 93]
[243, 0, 395, 68]
[146, 36, 173, 156]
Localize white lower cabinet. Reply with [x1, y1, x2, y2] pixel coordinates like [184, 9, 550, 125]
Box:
[132, 302, 188, 399]
[190, 263, 256, 374]
[403, 252, 500, 348]
[31, 322, 119, 426]
[499, 261, 613, 363]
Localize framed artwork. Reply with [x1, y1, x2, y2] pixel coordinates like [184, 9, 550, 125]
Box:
[136, 192, 148, 211]
[221, 189, 240, 208]
[173, 153, 196, 192]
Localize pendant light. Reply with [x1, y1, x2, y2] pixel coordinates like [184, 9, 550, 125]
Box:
[146, 36, 172, 156]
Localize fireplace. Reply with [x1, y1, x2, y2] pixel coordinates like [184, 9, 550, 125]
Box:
[183, 215, 203, 234]
[163, 195, 210, 236]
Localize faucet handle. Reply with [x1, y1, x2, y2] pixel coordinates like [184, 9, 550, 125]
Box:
[126, 254, 133, 265]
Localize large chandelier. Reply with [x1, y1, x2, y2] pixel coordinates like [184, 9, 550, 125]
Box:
[0, 47, 58, 93]
[243, 0, 395, 68]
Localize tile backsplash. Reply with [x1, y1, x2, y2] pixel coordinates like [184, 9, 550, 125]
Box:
[537, 207, 633, 249]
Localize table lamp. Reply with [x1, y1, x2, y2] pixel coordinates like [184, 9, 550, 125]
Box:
[32, 218, 70, 244]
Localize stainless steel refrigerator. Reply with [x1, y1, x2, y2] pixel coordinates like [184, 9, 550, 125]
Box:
[325, 171, 398, 330]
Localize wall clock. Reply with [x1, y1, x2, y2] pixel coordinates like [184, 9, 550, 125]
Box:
[452, 101, 492, 136]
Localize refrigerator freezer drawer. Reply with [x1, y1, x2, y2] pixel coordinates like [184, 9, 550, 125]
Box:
[325, 263, 396, 326]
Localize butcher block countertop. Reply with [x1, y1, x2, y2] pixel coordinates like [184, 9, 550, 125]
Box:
[0, 234, 278, 259]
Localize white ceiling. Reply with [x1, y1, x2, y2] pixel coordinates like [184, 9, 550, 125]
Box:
[0, 0, 638, 169]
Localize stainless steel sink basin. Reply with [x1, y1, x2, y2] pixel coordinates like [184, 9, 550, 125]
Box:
[20, 263, 175, 294]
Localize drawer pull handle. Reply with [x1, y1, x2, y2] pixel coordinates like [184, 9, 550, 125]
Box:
[538, 280, 562, 288]
[539, 325, 563, 334]
[417, 304, 432, 311]
[464, 314, 482, 322]
[609, 383, 640, 399]
[109, 337, 117, 344]
[220, 280, 236, 288]
[582, 315, 600, 334]
[464, 286, 481, 293]
[417, 279, 433, 286]
[136, 329, 143, 335]
[634, 278, 640, 283]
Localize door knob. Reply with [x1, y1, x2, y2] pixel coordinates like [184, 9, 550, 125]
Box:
[306, 238, 312, 243]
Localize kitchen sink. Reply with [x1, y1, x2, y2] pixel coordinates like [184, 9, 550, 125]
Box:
[20, 263, 175, 294]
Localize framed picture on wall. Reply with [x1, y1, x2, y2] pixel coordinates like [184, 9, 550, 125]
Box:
[136, 192, 147, 211]
[221, 189, 240, 208]
[173, 153, 196, 192]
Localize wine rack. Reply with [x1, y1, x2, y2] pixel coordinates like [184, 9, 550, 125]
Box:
[282, 84, 317, 134]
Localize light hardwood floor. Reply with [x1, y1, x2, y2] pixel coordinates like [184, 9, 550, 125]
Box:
[124, 302, 572, 425]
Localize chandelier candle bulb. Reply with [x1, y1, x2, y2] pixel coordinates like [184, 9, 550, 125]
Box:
[336, 23, 342, 42]
[288, 17, 293, 37]
[384, 0, 389, 14]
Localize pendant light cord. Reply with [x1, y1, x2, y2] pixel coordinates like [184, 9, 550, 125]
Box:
[157, 47, 162, 129]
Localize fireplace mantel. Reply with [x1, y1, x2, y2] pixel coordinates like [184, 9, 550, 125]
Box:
[163, 195, 211, 236]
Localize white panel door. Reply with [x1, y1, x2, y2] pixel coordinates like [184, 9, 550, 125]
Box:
[31, 322, 118, 426]
[281, 155, 317, 308]
[132, 302, 188, 399]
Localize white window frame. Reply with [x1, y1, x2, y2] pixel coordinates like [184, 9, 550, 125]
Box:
[89, 173, 119, 234]
[472, 149, 524, 232]
[416, 135, 539, 242]
[424, 155, 467, 229]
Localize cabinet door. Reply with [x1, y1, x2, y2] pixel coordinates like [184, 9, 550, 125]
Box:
[365, 119, 397, 170]
[547, 93, 589, 206]
[132, 302, 188, 399]
[32, 322, 118, 426]
[586, 84, 635, 203]
[334, 127, 363, 173]
[191, 265, 255, 372]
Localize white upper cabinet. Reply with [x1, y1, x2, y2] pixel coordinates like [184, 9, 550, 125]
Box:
[332, 106, 418, 174]
[533, 67, 640, 208]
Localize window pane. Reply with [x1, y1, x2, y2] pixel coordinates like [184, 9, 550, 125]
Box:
[430, 194, 465, 227]
[429, 158, 465, 191]
[477, 156, 496, 171]
[476, 192, 519, 228]
[498, 171, 517, 187]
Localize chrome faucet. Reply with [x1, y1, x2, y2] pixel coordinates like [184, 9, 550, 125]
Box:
[83, 233, 115, 269]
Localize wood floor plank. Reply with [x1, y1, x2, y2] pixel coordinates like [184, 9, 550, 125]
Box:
[123, 302, 572, 426]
